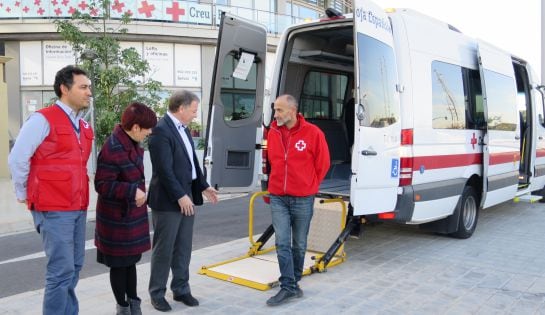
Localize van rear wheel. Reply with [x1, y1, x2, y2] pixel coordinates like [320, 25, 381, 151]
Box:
[450, 186, 479, 239]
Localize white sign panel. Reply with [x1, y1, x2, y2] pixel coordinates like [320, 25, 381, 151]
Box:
[20, 41, 43, 86]
[43, 41, 75, 85]
[175, 44, 201, 87]
[144, 42, 174, 86]
[354, 0, 394, 47]
[232, 52, 254, 80]
[182, 3, 213, 24]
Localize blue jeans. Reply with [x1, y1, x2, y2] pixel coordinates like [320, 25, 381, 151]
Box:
[270, 195, 314, 292]
[32, 210, 87, 315]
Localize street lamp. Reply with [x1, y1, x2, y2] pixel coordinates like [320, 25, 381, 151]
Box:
[80, 49, 98, 173]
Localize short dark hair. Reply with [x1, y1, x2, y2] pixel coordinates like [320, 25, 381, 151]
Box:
[121, 102, 158, 130]
[53, 65, 88, 98]
[168, 90, 199, 113]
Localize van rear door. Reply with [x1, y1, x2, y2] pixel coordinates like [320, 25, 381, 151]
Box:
[477, 41, 519, 207]
[203, 13, 267, 192]
[350, 0, 402, 215]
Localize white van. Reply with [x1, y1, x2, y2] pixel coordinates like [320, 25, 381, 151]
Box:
[204, 0, 545, 239]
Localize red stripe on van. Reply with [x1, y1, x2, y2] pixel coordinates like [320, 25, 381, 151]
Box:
[489, 151, 520, 165]
[412, 153, 481, 170]
[411, 151, 520, 170]
[536, 149, 545, 158]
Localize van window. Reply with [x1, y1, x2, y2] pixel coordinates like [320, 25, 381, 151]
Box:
[300, 71, 348, 120]
[356, 33, 399, 128]
[431, 61, 466, 129]
[536, 89, 545, 127]
[466, 69, 485, 129]
[483, 70, 517, 131]
[220, 54, 257, 121]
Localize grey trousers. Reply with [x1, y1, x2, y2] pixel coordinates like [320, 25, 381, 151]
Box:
[148, 210, 194, 300]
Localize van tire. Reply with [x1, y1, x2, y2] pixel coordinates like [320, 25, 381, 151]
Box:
[450, 186, 479, 239]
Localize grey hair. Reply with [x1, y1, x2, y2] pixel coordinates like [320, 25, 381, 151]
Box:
[168, 90, 199, 113]
[277, 94, 298, 109]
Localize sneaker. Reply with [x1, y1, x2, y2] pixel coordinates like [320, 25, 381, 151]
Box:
[266, 288, 297, 306]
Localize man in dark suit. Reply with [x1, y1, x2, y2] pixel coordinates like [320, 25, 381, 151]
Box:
[147, 90, 218, 312]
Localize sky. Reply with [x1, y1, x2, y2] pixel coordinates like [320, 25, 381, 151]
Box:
[373, 0, 542, 81]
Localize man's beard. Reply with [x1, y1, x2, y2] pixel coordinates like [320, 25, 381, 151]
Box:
[276, 117, 290, 127]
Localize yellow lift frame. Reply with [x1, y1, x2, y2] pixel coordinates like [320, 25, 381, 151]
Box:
[198, 191, 348, 291]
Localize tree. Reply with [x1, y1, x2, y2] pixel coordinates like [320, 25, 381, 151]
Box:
[54, 0, 163, 147]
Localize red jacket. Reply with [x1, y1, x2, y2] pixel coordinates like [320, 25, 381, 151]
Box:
[267, 114, 330, 196]
[27, 105, 94, 211]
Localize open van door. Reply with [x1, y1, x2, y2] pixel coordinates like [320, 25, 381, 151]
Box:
[350, 0, 401, 215]
[477, 41, 519, 208]
[204, 13, 267, 192]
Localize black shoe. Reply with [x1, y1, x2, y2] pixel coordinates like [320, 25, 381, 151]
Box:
[150, 297, 172, 312]
[266, 289, 297, 306]
[295, 286, 303, 298]
[173, 293, 199, 307]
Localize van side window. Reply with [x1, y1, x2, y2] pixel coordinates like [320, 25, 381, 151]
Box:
[300, 71, 348, 120]
[431, 61, 466, 129]
[466, 69, 485, 129]
[356, 33, 399, 128]
[482, 70, 517, 131]
[220, 54, 257, 121]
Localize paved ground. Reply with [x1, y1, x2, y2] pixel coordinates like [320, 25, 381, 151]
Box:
[1, 177, 545, 314]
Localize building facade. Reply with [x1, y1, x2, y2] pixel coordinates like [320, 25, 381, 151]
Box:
[0, 0, 352, 147]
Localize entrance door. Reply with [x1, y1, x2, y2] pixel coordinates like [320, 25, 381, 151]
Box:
[350, 0, 401, 215]
[204, 13, 267, 192]
[477, 41, 519, 208]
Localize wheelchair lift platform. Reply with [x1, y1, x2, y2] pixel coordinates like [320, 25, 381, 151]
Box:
[198, 191, 350, 291]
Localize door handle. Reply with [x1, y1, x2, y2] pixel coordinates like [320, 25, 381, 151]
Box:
[539, 136, 544, 140]
[361, 150, 377, 156]
[515, 135, 520, 140]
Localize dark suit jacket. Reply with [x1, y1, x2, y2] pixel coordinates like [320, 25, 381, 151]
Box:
[147, 115, 209, 212]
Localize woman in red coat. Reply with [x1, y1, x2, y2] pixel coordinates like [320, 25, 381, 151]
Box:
[94, 102, 157, 315]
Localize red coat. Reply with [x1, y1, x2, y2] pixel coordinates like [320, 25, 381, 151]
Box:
[267, 114, 330, 196]
[27, 105, 93, 211]
[94, 125, 150, 256]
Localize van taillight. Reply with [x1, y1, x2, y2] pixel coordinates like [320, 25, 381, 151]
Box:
[378, 212, 396, 219]
[261, 128, 269, 175]
[401, 128, 413, 145]
[399, 128, 414, 186]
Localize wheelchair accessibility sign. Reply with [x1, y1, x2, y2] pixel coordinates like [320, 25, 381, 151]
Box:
[391, 159, 399, 178]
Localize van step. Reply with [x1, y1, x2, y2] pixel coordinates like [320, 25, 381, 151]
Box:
[514, 194, 543, 203]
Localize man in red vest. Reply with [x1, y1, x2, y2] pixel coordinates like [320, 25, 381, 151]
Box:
[8, 65, 94, 315]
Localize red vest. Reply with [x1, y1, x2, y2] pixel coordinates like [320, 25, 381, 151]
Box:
[27, 105, 94, 211]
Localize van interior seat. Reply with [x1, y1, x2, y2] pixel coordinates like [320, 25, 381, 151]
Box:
[307, 118, 351, 180]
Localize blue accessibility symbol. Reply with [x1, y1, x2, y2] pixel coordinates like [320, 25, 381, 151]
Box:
[391, 159, 399, 178]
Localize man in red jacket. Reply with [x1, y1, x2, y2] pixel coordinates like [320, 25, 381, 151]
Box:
[266, 94, 330, 306]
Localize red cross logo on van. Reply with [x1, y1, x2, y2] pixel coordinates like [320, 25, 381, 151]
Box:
[295, 140, 307, 151]
[470, 133, 477, 150]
